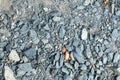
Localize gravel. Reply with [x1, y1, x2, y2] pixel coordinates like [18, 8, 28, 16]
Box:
[0, 0, 120, 80]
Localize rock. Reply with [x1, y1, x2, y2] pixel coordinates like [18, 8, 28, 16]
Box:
[55, 61, 60, 69]
[55, 52, 60, 61]
[116, 76, 120, 80]
[60, 55, 64, 67]
[53, 16, 61, 22]
[64, 75, 72, 80]
[77, 6, 85, 10]
[84, 0, 91, 6]
[59, 26, 66, 38]
[111, 29, 119, 41]
[81, 28, 88, 40]
[4, 66, 16, 80]
[42, 39, 49, 44]
[108, 53, 114, 61]
[30, 30, 37, 38]
[0, 51, 4, 59]
[9, 50, 20, 62]
[74, 62, 79, 70]
[45, 44, 52, 49]
[43, 7, 49, 12]
[102, 55, 107, 64]
[24, 48, 36, 59]
[32, 37, 39, 44]
[65, 62, 73, 69]
[73, 40, 79, 47]
[81, 64, 87, 71]
[113, 52, 120, 63]
[74, 53, 85, 64]
[21, 24, 29, 34]
[116, 10, 120, 16]
[77, 74, 88, 80]
[17, 63, 34, 77]
[44, 24, 50, 30]
[62, 67, 69, 75]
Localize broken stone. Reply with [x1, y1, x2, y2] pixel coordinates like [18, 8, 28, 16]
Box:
[4, 66, 16, 80]
[24, 48, 36, 59]
[9, 50, 20, 62]
[81, 28, 88, 40]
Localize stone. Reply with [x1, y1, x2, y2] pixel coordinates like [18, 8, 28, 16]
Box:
[43, 7, 49, 12]
[81, 64, 87, 71]
[60, 55, 64, 67]
[74, 62, 79, 70]
[102, 55, 107, 64]
[44, 24, 50, 30]
[30, 30, 37, 38]
[21, 24, 29, 34]
[24, 48, 36, 59]
[62, 67, 69, 75]
[65, 62, 73, 69]
[42, 39, 49, 44]
[84, 0, 91, 6]
[77, 6, 85, 10]
[116, 10, 120, 16]
[56, 61, 60, 69]
[74, 53, 85, 64]
[111, 29, 119, 41]
[55, 52, 60, 61]
[4, 66, 16, 80]
[9, 50, 20, 62]
[81, 28, 88, 40]
[0, 51, 4, 59]
[53, 16, 61, 22]
[59, 26, 66, 38]
[32, 37, 39, 44]
[113, 53, 120, 63]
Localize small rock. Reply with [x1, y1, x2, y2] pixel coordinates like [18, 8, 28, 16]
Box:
[116, 10, 120, 16]
[9, 50, 20, 62]
[45, 44, 52, 49]
[74, 62, 79, 70]
[55, 52, 60, 61]
[74, 53, 85, 64]
[42, 39, 49, 44]
[56, 61, 60, 69]
[60, 55, 64, 67]
[64, 75, 72, 80]
[65, 62, 73, 69]
[53, 16, 61, 22]
[73, 40, 79, 47]
[113, 52, 120, 63]
[44, 24, 50, 30]
[81, 64, 87, 71]
[30, 30, 37, 38]
[21, 24, 29, 34]
[62, 67, 69, 75]
[0, 51, 4, 59]
[43, 7, 49, 12]
[32, 37, 39, 44]
[4, 66, 16, 80]
[59, 26, 66, 38]
[102, 55, 107, 64]
[24, 48, 36, 59]
[84, 0, 91, 6]
[111, 29, 119, 41]
[77, 6, 85, 10]
[81, 28, 88, 40]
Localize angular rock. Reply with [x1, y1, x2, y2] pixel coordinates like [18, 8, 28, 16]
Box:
[62, 67, 69, 75]
[4, 66, 16, 80]
[59, 26, 65, 38]
[21, 24, 29, 34]
[32, 37, 39, 44]
[24, 48, 36, 59]
[65, 62, 73, 69]
[81, 28, 88, 40]
[9, 50, 20, 62]
[111, 29, 119, 41]
[84, 0, 91, 6]
[74, 53, 85, 64]
[53, 16, 61, 22]
[81, 64, 87, 71]
[30, 30, 37, 38]
[60, 55, 64, 67]
[113, 53, 120, 63]
[102, 55, 107, 64]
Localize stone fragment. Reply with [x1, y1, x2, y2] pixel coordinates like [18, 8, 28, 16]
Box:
[81, 28, 88, 40]
[24, 48, 36, 59]
[9, 50, 20, 62]
[53, 16, 61, 22]
[59, 26, 65, 38]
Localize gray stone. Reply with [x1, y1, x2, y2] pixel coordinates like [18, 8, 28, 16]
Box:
[0, 51, 4, 59]
[74, 53, 85, 64]
[53, 16, 61, 22]
[116, 10, 120, 16]
[113, 53, 120, 63]
[62, 67, 69, 75]
[59, 26, 65, 38]
[111, 29, 119, 41]
[83, 0, 90, 6]
[65, 63, 73, 69]
[60, 55, 64, 67]
[24, 48, 36, 59]
[44, 24, 50, 30]
[30, 30, 37, 38]
[77, 6, 85, 10]
[0, 42, 7, 48]
[55, 52, 60, 61]
[74, 62, 79, 70]
[21, 24, 29, 34]
[64, 76, 72, 80]
[9, 50, 20, 62]
[81, 64, 87, 71]
[56, 61, 60, 69]
[32, 37, 39, 44]
[73, 40, 79, 47]
[81, 28, 88, 40]
[103, 55, 107, 64]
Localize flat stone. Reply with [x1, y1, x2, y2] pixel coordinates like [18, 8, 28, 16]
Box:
[60, 55, 64, 67]
[84, 0, 91, 6]
[102, 55, 107, 64]
[81, 28, 88, 40]
[62, 67, 69, 75]
[9, 50, 20, 62]
[53, 16, 61, 22]
[65, 62, 73, 69]
[74, 53, 85, 64]
[21, 24, 29, 34]
[4, 66, 16, 80]
[59, 26, 66, 38]
[24, 48, 36, 59]
[44, 24, 50, 30]
[111, 29, 119, 41]
[32, 37, 39, 44]
[42, 39, 49, 44]
[30, 30, 37, 38]
[113, 52, 120, 63]
[81, 64, 87, 71]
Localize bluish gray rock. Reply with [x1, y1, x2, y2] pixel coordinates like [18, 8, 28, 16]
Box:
[24, 48, 36, 59]
[59, 26, 65, 38]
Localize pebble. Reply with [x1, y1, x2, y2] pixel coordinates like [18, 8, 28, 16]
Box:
[59, 26, 66, 38]
[44, 24, 50, 30]
[24, 48, 36, 59]
[81, 28, 88, 40]
[113, 52, 120, 63]
[21, 24, 29, 34]
[55, 52, 60, 61]
[84, 0, 90, 6]
[81, 64, 87, 71]
[30, 30, 37, 38]
[0, 51, 4, 59]
[53, 16, 61, 22]
[4, 66, 16, 80]
[65, 62, 73, 70]
[111, 29, 119, 41]
[45, 44, 52, 49]
[56, 61, 60, 69]
[9, 50, 20, 62]
[102, 55, 107, 64]
[73, 40, 79, 47]
[60, 55, 64, 67]
[116, 10, 120, 16]
[43, 7, 49, 12]
[73, 53, 85, 64]
[74, 62, 79, 70]
[64, 75, 72, 80]
[62, 67, 69, 75]
[77, 6, 85, 10]
[41, 39, 49, 44]
[32, 37, 39, 44]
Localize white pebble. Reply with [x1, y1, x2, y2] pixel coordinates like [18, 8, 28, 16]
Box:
[53, 16, 61, 22]
[9, 50, 20, 62]
[4, 66, 16, 80]
[81, 28, 88, 40]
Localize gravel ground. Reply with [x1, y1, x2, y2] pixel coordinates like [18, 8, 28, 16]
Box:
[0, 0, 120, 80]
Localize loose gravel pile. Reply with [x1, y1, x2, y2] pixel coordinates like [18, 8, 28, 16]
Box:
[0, 0, 120, 80]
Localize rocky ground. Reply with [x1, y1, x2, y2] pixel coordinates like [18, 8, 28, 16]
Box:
[0, 0, 120, 80]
